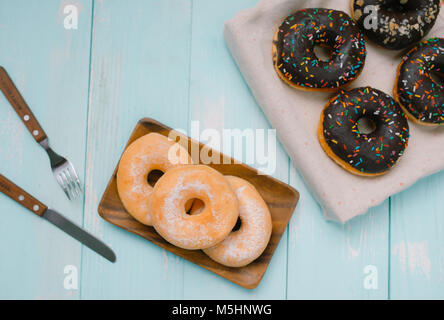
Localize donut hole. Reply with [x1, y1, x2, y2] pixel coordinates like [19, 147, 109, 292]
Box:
[232, 217, 242, 232]
[147, 169, 164, 187]
[357, 117, 377, 135]
[313, 45, 334, 62]
[185, 198, 205, 215]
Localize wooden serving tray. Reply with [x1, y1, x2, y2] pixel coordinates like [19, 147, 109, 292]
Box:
[98, 118, 299, 289]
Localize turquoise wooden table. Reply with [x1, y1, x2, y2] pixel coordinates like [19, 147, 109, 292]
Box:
[0, 0, 443, 300]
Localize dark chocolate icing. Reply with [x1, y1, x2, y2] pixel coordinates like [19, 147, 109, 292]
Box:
[395, 37, 444, 124]
[352, 0, 441, 50]
[274, 8, 366, 90]
[321, 87, 409, 174]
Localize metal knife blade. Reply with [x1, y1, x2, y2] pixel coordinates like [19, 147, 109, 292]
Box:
[43, 209, 116, 263]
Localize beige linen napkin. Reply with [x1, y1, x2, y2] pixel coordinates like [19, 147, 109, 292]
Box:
[224, 0, 444, 222]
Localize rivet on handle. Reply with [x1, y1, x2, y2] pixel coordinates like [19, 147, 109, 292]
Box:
[0, 67, 48, 143]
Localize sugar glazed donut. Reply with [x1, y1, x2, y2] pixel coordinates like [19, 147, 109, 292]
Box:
[149, 165, 239, 250]
[273, 8, 367, 91]
[394, 37, 444, 126]
[117, 133, 193, 226]
[351, 0, 441, 50]
[318, 87, 409, 176]
[203, 176, 272, 268]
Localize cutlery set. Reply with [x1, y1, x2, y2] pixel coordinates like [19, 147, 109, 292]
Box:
[0, 66, 115, 262]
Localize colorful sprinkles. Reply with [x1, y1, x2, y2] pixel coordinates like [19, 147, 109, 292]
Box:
[395, 37, 444, 125]
[321, 87, 409, 175]
[274, 8, 366, 90]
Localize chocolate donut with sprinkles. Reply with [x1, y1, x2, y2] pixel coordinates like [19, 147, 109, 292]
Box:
[318, 87, 409, 176]
[351, 0, 441, 50]
[272, 8, 367, 91]
[394, 37, 444, 126]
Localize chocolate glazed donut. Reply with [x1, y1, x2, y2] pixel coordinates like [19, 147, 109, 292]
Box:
[351, 0, 441, 50]
[272, 8, 367, 91]
[318, 87, 409, 176]
[394, 37, 444, 126]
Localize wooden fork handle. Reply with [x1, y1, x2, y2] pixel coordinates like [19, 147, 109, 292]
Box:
[0, 66, 47, 143]
[0, 174, 47, 217]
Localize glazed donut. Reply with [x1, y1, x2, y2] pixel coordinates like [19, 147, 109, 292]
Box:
[318, 87, 409, 176]
[117, 132, 192, 226]
[272, 8, 366, 91]
[149, 165, 239, 250]
[203, 176, 272, 268]
[394, 37, 444, 126]
[351, 0, 441, 50]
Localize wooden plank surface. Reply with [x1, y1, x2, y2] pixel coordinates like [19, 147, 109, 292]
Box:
[183, 0, 292, 299]
[287, 166, 389, 299]
[97, 118, 298, 290]
[390, 173, 444, 299]
[0, 0, 92, 299]
[80, 0, 193, 299]
[0, 0, 442, 299]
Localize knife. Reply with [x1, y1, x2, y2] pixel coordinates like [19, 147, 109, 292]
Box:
[0, 174, 116, 263]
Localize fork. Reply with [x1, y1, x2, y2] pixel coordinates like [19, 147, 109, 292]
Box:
[0, 66, 82, 200]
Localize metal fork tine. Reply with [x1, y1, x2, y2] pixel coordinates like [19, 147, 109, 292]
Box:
[61, 171, 75, 200]
[66, 167, 80, 198]
[56, 172, 71, 200]
[68, 164, 82, 195]
[60, 171, 71, 199]
[67, 170, 79, 199]
[75, 179, 82, 194]
[38, 138, 83, 200]
[64, 169, 77, 199]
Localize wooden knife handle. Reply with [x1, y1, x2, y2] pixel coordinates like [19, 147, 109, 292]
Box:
[0, 66, 47, 143]
[0, 174, 47, 217]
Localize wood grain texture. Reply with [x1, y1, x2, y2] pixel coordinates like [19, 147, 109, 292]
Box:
[287, 165, 389, 299]
[0, 0, 92, 299]
[80, 0, 194, 299]
[183, 0, 293, 299]
[0, 174, 48, 216]
[390, 172, 444, 299]
[98, 118, 299, 289]
[0, 67, 47, 142]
